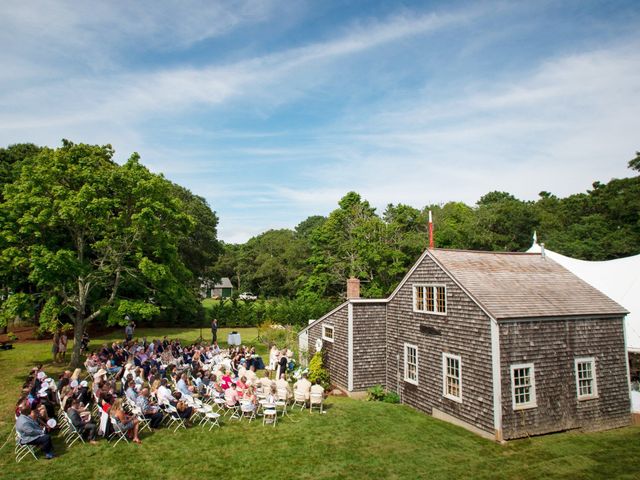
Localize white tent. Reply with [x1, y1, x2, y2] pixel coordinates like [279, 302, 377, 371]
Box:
[527, 240, 640, 352]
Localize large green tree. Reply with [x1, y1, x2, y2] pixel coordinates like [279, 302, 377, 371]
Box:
[305, 192, 394, 298]
[0, 141, 218, 366]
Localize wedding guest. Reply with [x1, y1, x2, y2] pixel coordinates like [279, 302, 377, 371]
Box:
[16, 405, 55, 459]
[67, 398, 98, 444]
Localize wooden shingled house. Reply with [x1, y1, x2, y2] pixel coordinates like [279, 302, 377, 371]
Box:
[298, 248, 631, 441]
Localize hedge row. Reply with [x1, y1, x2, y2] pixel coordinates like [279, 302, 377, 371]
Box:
[203, 296, 340, 328]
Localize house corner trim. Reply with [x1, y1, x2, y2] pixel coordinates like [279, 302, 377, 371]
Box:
[490, 317, 502, 438]
[348, 302, 354, 392]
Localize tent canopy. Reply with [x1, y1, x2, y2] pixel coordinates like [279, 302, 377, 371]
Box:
[527, 241, 640, 352]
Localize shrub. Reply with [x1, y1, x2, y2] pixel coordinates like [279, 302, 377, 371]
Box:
[308, 351, 330, 390]
[6, 331, 18, 341]
[383, 391, 400, 404]
[257, 321, 299, 351]
[206, 296, 340, 329]
[367, 384, 400, 403]
[367, 385, 386, 401]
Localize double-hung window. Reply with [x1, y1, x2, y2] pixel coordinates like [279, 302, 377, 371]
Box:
[511, 363, 537, 410]
[413, 285, 446, 314]
[575, 357, 598, 400]
[322, 325, 334, 342]
[442, 353, 462, 402]
[404, 343, 418, 385]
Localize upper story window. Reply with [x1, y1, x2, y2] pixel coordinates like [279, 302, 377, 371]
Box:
[322, 324, 334, 343]
[413, 284, 446, 314]
[510, 363, 537, 410]
[575, 357, 598, 400]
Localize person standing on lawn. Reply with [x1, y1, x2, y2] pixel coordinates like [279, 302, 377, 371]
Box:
[125, 321, 135, 342]
[211, 318, 218, 344]
[51, 330, 60, 363]
[58, 329, 68, 363]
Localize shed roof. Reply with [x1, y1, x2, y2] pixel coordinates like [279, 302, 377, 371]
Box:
[428, 249, 628, 320]
[214, 277, 233, 289]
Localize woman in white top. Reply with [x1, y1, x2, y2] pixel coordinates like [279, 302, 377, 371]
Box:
[268, 345, 279, 378]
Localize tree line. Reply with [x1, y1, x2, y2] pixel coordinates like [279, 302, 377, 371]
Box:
[213, 156, 640, 300]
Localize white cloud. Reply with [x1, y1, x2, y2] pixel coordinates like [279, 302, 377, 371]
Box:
[0, 4, 484, 137]
[275, 43, 640, 213]
[1, 2, 639, 243]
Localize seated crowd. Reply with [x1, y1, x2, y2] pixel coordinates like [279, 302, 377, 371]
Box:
[15, 337, 325, 458]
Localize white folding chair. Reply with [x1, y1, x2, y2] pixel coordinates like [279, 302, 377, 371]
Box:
[15, 431, 38, 462]
[109, 417, 130, 447]
[163, 405, 187, 432]
[292, 390, 307, 411]
[310, 392, 324, 414]
[276, 387, 289, 417]
[131, 406, 152, 433]
[212, 397, 226, 414]
[202, 411, 221, 431]
[262, 407, 277, 427]
[194, 404, 213, 426]
[223, 402, 240, 420]
[63, 413, 86, 447]
[98, 410, 110, 437]
[239, 401, 256, 422]
[59, 411, 71, 437]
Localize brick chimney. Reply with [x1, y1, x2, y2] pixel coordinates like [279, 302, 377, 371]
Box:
[347, 277, 360, 299]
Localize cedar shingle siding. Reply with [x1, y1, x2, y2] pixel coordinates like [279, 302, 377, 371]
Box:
[308, 304, 349, 389]
[499, 317, 630, 439]
[299, 249, 630, 441]
[385, 255, 495, 434]
[352, 303, 387, 390]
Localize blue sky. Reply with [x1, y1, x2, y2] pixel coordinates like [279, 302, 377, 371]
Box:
[1, 1, 639, 242]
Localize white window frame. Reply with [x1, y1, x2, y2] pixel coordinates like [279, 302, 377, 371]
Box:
[404, 343, 419, 385]
[442, 353, 462, 403]
[510, 363, 537, 410]
[322, 324, 334, 343]
[412, 284, 447, 315]
[575, 357, 598, 400]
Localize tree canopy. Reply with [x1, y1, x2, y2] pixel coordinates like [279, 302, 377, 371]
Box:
[213, 158, 640, 300]
[0, 141, 220, 366]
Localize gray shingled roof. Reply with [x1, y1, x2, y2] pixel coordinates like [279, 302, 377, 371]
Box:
[214, 277, 233, 289]
[428, 249, 628, 320]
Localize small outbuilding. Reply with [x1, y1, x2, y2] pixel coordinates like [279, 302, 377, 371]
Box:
[201, 277, 234, 299]
[212, 277, 234, 299]
[299, 248, 631, 441]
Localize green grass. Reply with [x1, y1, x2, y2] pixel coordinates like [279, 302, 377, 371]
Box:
[1, 328, 640, 479]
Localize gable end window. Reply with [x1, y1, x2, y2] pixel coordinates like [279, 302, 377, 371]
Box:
[510, 363, 537, 410]
[322, 325, 334, 343]
[404, 343, 419, 385]
[442, 353, 462, 402]
[413, 285, 447, 314]
[575, 357, 598, 400]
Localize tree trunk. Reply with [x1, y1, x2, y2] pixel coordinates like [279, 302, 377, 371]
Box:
[69, 318, 84, 368]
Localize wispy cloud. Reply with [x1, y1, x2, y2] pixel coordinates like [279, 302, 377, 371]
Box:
[1, 1, 639, 242]
[273, 43, 640, 211]
[0, 4, 485, 135]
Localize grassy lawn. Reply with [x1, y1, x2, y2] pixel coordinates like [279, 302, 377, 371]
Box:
[1, 328, 640, 479]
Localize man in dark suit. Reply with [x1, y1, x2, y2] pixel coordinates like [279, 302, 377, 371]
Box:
[67, 398, 98, 444]
[211, 318, 218, 344]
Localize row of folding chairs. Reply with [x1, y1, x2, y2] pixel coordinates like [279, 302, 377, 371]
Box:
[123, 398, 153, 434]
[291, 391, 325, 414]
[58, 411, 86, 448]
